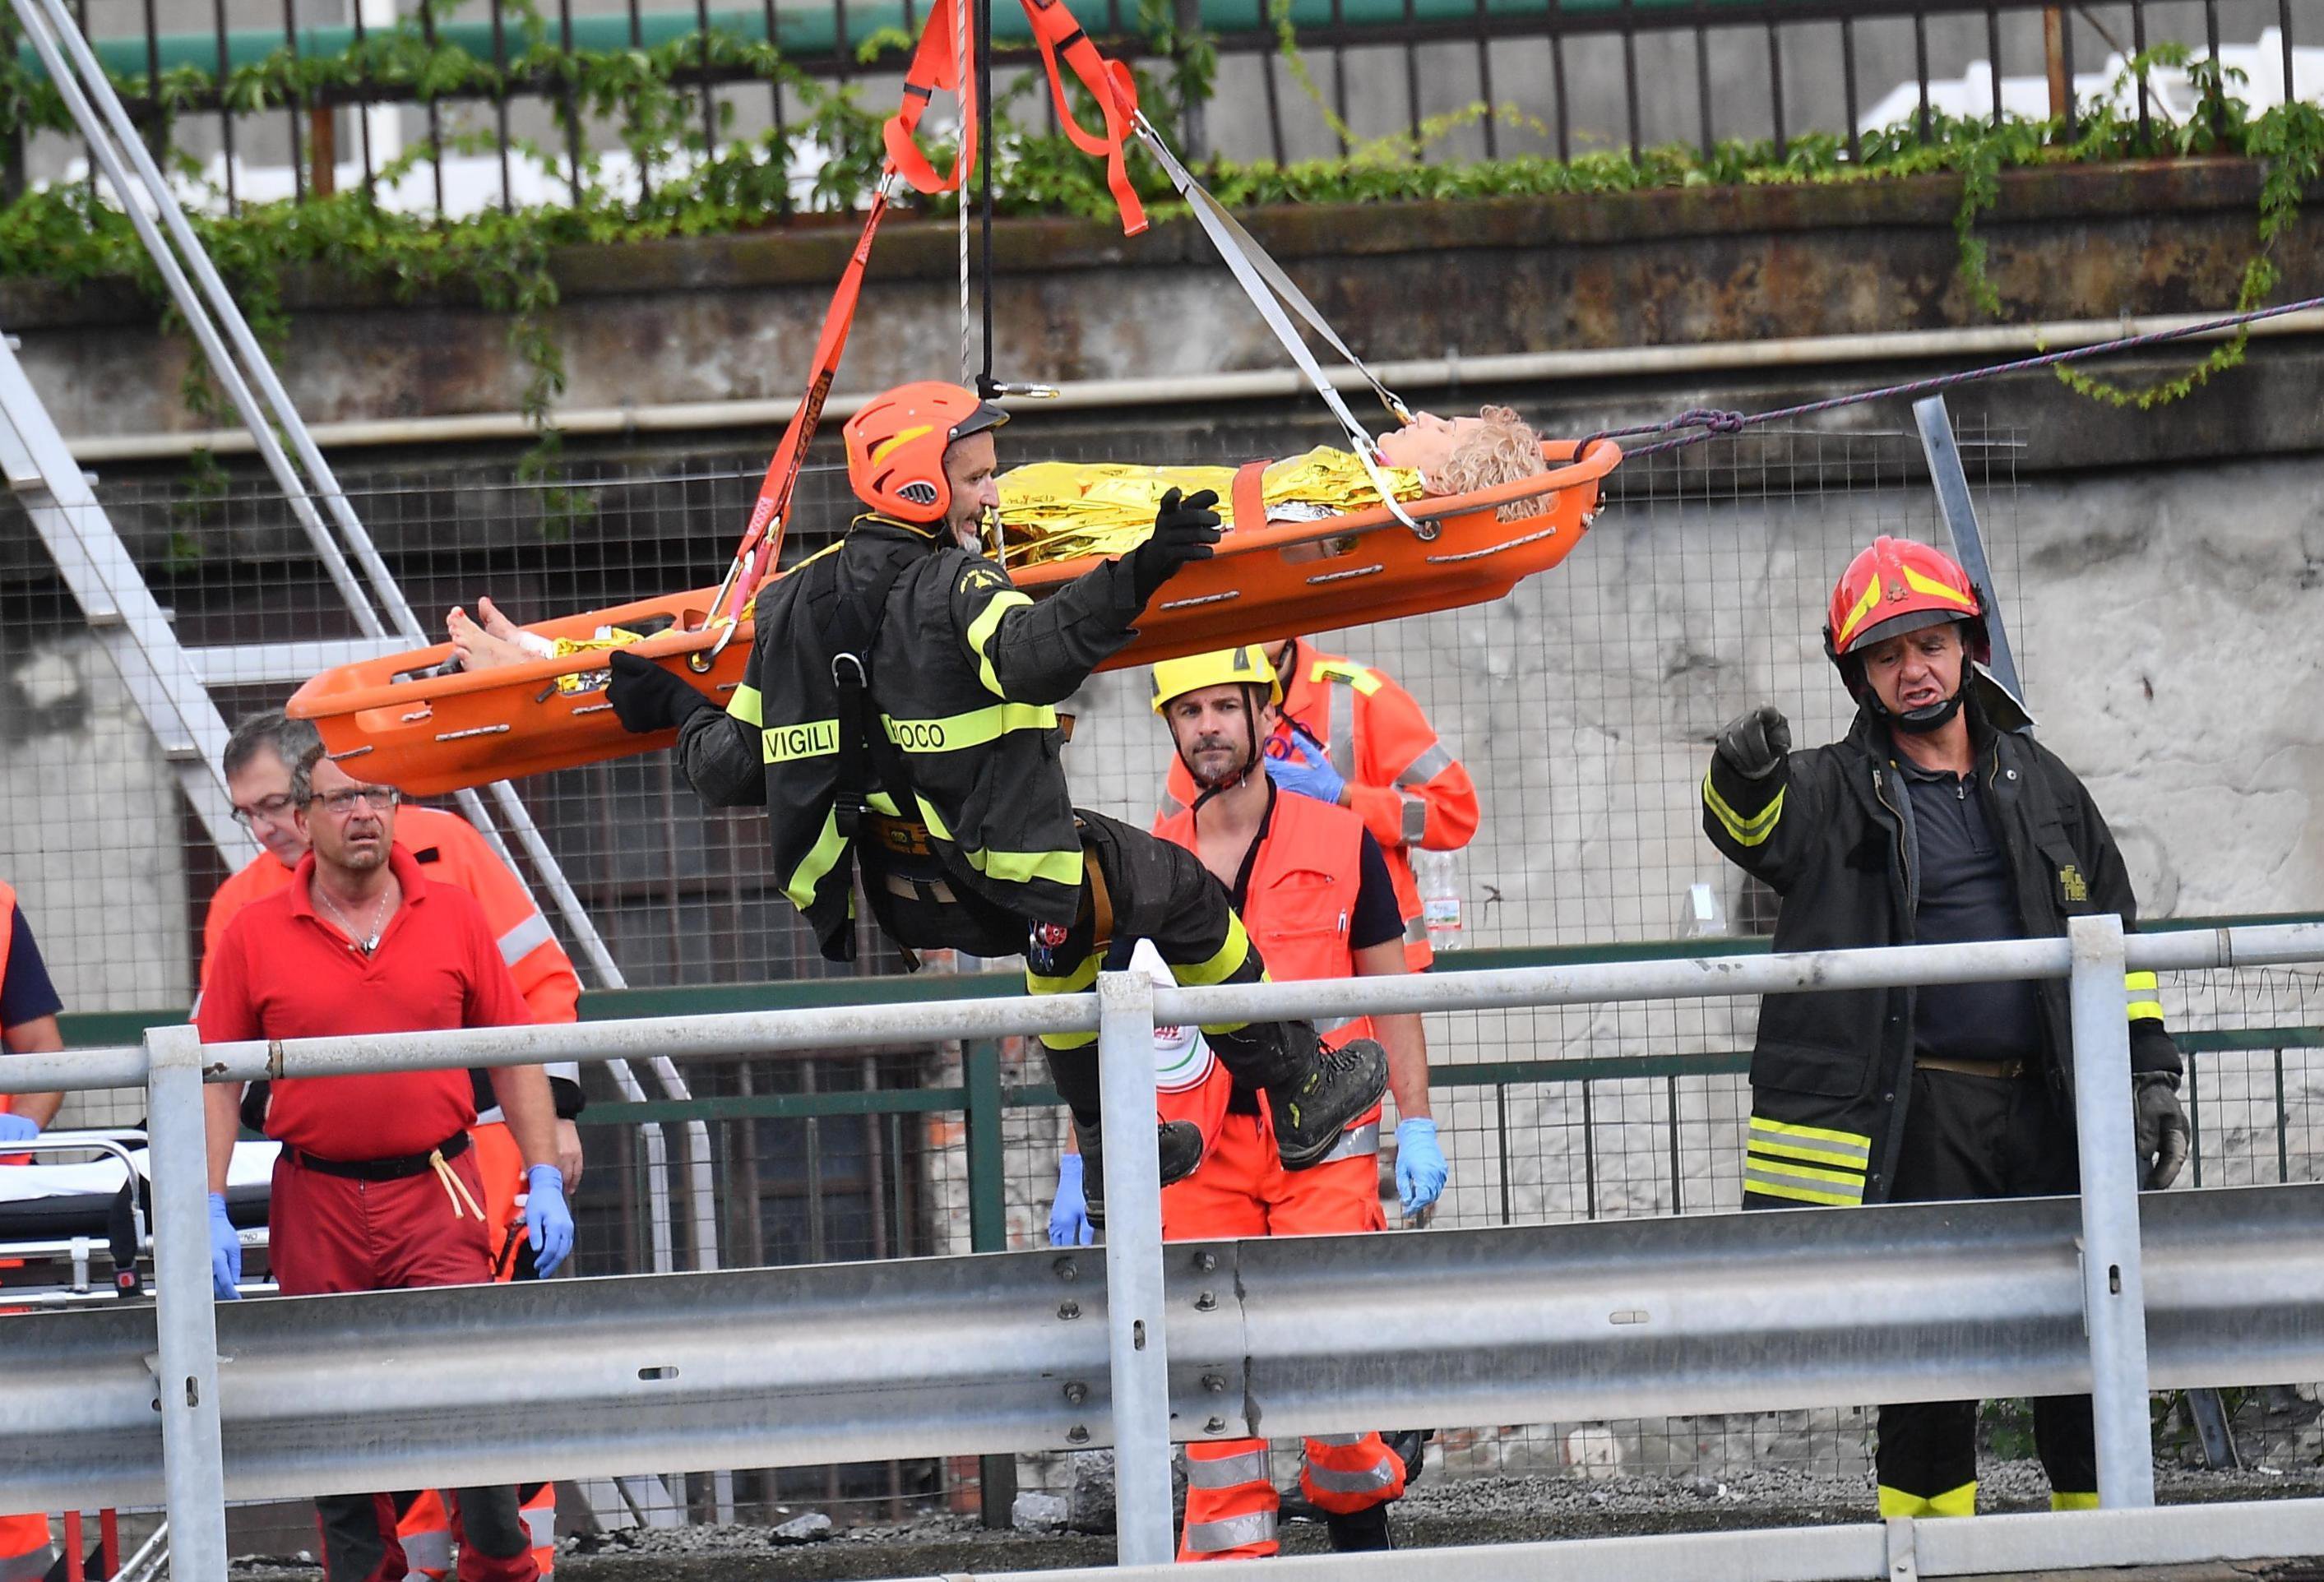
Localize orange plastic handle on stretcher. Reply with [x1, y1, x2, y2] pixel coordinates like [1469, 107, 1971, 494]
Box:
[286, 441, 1620, 796]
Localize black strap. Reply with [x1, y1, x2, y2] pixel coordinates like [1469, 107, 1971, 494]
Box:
[824, 542, 924, 966]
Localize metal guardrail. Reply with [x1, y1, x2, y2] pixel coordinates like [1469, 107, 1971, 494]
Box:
[21, 0, 2297, 207]
[2, 916, 2323, 1577]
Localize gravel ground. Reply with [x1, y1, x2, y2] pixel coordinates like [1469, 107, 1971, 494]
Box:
[220, 1464, 2324, 1581]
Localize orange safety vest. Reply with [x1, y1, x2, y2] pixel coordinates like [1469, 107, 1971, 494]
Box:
[0, 879, 21, 1152]
[1155, 789, 1382, 1131]
[1162, 638, 1479, 969]
[198, 806, 579, 1025]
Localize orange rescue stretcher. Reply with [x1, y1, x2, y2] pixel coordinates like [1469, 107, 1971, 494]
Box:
[287, 442, 1617, 797]
[285, 0, 1623, 797]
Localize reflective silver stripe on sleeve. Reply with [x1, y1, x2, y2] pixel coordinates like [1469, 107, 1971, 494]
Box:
[1396, 741, 1452, 786]
[1398, 791, 1428, 844]
[398, 1529, 453, 1577]
[1403, 914, 1428, 946]
[1316, 1015, 1359, 1035]
[1187, 1447, 1271, 1488]
[1309, 1432, 1368, 1446]
[1329, 679, 1356, 771]
[1183, 1511, 1278, 1554]
[1303, 1459, 1399, 1494]
[1318, 1122, 1381, 1165]
[523, 1503, 558, 1548]
[498, 911, 557, 965]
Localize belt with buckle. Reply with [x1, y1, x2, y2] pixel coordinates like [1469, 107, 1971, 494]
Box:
[293, 1128, 471, 1181]
[1917, 1055, 2034, 1080]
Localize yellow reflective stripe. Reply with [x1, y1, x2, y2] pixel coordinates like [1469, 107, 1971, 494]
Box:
[868, 791, 901, 816]
[2127, 1000, 2165, 1022]
[1027, 955, 1100, 995]
[1900, 564, 1977, 608]
[1309, 659, 1382, 696]
[1832, 576, 1883, 648]
[882, 701, 1058, 753]
[784, 809, 847, 910]
[2124, 971, 2159, 990]
[1743, 1151, 1866, 1188]
[1749, 1116, 1874, 1153]
[1747, 1136, 1870, 1171]
[968, 844, 1085, 886]
[1703, 775, 1784, 848]
[964, 590, 1033, 697]
[762, 717, 840, 763]
[1174, 914, 1253, 988]
[727, 682, 764, 726]
[1744, 1175, 1861, 1207]
[911, 794, 1083, 887]
[1880, 1483, 1976, 1519]
[2050, 1491, 2099, 1512]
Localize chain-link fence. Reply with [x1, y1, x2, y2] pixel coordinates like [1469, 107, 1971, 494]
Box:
[3, 410, 2320, 1529]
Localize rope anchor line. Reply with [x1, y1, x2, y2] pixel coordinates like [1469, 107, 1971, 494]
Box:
[1585, 294, 2324, 460]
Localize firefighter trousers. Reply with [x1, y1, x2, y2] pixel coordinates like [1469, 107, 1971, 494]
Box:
[1023, 811, 1312, 1132]
[1875, 1066, 2096, 1516]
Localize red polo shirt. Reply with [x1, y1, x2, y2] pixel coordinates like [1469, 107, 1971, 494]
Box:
[196, 846, 530, 1161]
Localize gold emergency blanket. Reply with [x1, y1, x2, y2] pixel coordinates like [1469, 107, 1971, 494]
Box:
[997, 447, 1424, 566]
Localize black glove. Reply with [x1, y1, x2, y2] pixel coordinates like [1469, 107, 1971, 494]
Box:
[1714, 704, 1791, 780]
[607, 650, 715, 734]
[1126, 488, 1223, 607]
[2134, 1072, 2190, 1190]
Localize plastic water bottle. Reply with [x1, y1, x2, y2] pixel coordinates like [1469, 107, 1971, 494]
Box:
[1414, 848, 1464, 951]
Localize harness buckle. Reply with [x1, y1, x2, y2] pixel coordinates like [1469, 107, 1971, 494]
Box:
[832, 651, 868, 690]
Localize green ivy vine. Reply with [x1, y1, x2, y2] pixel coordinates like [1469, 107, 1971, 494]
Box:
[0, 6, 2315, 480]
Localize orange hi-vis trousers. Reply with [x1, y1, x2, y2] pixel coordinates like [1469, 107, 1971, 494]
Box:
[1164, 1110, 1402, 1561]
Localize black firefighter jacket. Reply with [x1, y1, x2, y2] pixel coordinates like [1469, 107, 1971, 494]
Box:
[1701, 703, 2181, 1207]
[674, 515, 1151, 960]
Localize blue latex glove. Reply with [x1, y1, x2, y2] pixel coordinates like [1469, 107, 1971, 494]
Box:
[207, 1191, 242, 1302]
[0, 1112, 39, 1145]
[1395, 1117, 1447, 1219]
[523, 1164, 576, 1277]
[1049, 1154, 1095, 1247]
[1264, 722, 1347, 806]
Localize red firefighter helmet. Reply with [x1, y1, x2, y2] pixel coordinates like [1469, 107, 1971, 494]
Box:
[842, 382, 1009, 525]
[1822, 536, 1989, 700]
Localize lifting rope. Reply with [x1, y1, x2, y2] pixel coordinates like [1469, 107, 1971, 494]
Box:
[1585, 292, 2324, 460]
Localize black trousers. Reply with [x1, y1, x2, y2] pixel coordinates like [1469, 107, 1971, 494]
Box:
[320, 1487, 534, 1582]
[1027, 810, 1301, 1131]
[1877, 1065, 2096, 1508]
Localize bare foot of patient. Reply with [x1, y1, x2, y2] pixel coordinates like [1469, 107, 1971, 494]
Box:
[446, 596, 543, 671]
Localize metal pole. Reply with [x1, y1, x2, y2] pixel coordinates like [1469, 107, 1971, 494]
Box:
[1911, 395, 2027, 712]
[1095, 970, 1174, 1566]
[146, 1023, 229, 1581]
[2065, 913, 2155, 1509]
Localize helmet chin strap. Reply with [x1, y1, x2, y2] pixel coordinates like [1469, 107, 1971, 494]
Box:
[1878, 689, 1965, 735]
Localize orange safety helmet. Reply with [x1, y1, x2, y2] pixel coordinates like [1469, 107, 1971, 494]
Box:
[1823, 536, 1989, 704]
[842, 382, 1009, 525]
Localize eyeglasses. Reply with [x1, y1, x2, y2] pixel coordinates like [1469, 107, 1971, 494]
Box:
[308, 786, 401, 816]
[229, 794, 296, 828]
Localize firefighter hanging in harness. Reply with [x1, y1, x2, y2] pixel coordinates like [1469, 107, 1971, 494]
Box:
[605, 382, 1388, 1208]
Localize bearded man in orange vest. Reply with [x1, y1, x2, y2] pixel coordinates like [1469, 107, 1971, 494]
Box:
[1160, 637, 1478, 970]
[204, 712, 578, 1578]
[1073, 645, 1446, 1560]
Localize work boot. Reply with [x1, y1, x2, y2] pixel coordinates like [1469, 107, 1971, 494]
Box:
[1079, 1117, 1205, 1229]
[1324, 1504, 1395, 1552]
[1266, 1036, 1389, 1172]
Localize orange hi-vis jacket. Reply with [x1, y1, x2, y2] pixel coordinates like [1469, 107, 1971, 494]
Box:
[1163, 638, 1476, 969]
[199, 805, 580, 1028]
[0, 879, 18, 1133]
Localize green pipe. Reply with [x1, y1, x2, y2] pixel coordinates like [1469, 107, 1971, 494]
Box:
[40, 0, 1838, 88]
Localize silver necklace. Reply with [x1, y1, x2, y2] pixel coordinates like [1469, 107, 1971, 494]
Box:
[314, 881, 395, 954]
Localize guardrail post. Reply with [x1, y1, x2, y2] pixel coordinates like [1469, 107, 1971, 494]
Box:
[146, 1022, 230, 1580]
[1095, 969, 1174, 1566]
[963, 1038, 1018, 1528]
[2066, 913, 2156, 1509]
